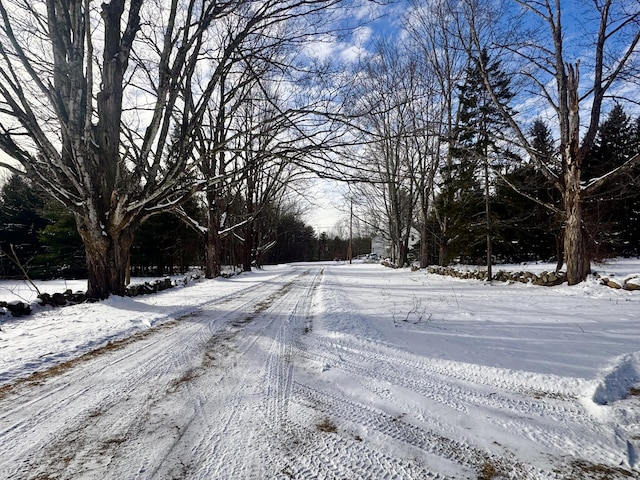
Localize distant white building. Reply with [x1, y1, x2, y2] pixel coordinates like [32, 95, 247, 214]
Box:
[371, 227, 421, 262]
[371, 235, 388, 258]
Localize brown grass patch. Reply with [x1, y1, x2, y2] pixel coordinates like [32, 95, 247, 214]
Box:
[0, 318, 180, 401]
[316, 417, 337, 433]
[478, 462, 500, 480]
[569, 460, 633, 479]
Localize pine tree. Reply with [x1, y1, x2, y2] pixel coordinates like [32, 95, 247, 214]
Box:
[583, 105, 640, 258]
[35, 206, 87, 279]
[0, 175, 88, 280]
[264, 214, 318, 264]
[442, 49, 513, 270]
[493, 120, 561, 264]
[0, 175, 49, 278]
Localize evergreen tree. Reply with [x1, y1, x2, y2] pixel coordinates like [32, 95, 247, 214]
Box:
[439, 49, 513, 267]
[265, 214, 317, 264]
[0, 175, 88, 280]
[493, 120, 562, 265]
[318, 232, 330, 261]
[131, 198, 204, 277]
[0, 175, 49, 277]
[435, 161, 484, 264]
[583, 105, 640, 258]
[131, 213, 197, 277]
[34, 205, 87, 279]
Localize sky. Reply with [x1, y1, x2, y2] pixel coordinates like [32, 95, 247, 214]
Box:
[301, 0, 640, 235]
[301, 1, 406, 234]
[302, 179, 349, 235]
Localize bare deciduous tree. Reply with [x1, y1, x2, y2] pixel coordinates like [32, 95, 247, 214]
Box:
[0, 0, 347, 298]
[461, 0, 640, 284]
[406, 0, 469, 266]
[352, 39, 438, 268]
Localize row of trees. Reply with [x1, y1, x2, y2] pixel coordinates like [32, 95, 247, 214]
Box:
[345, 0, 640, 283]
[1, 174, 356, 278]
[0, 0, 359, 298]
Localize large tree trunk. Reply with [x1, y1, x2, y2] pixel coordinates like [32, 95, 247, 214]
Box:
[562, 63, 590, 285]
[242, 220, 254, 272]
[204, 190, 222, 279]
[438, 243, 447, 266]
[484, 158, 492, 282]
[205, 223, 221, 279]
[420, 206, 429, 269]
[389, 218, 402, 268]
[554, 230, 564, 273]
[73, 0, 139, 300]
[76, 213, 134, 299]
[563, 163, 590, 285]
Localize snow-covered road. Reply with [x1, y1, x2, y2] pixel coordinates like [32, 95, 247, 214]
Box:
[0, 263, 638, 479]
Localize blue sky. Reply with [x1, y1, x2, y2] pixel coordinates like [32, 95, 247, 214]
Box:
[303, 0, 640, 234]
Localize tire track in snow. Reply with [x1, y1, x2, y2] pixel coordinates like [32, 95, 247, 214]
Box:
[132, 268, 318, 479]
[0, 323, 207, 479]
[290, 382, 558, 480]
[305, 267, 635, 477]
[182, 267, 446, 479]
[263, 269, 323, 426]
[273, 389, 459, 480]
[298, 335, 595, 428]
[252, 270, 478, 479]
[252, 269, 448, 479]
[3, 265, 615, 479]
[0, 268, 309, 480]
[303, 335, 630, 470]
[191, 268, 321, 478]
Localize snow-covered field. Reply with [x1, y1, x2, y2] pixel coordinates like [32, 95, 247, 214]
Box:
[0, 260, 638, 479]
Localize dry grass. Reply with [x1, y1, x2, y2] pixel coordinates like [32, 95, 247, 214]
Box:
[569, 460, 634, 479]
[316, 417, 338, 434]
[0, 318, 180, 401]
[477, 462, 500, 480]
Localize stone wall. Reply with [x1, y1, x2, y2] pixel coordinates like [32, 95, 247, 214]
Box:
[1, 276, 196, 318]
[425, 265, 639, 291]
[595, 273, 640, 291]
[426, 265, 567, 286]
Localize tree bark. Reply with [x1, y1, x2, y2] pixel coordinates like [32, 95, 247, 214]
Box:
[562, 174, 589, 285]
[554, 230, 564, 273]
[484, 158, 492, 282]
[242, 220, 254, 272]
[76, 213, 134, 299]
[419, 206, 429, 269]
[204, 206, 222, 279]
[562, 63, 590, 285]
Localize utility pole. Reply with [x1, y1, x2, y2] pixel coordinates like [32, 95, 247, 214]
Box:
[348, 198, 353, 264]
[484, 156, 492, 283]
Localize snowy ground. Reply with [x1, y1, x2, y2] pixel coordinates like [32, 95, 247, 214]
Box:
[0, 260, 639, 479]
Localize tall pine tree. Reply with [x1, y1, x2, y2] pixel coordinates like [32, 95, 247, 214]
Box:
[442, 49, 513, 272]
[493, 120, 562, 265]
[583, 105, 640, 257]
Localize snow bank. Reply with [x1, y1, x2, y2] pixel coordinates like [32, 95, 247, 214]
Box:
[592, 352, 640, 405]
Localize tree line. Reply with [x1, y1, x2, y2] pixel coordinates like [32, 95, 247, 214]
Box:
[0, 0, 638, 297]
[343, 0, 640, 282]
[0, 175, 371, 279]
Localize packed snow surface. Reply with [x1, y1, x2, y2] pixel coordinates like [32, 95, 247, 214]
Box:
[0, 260, 639, 479]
